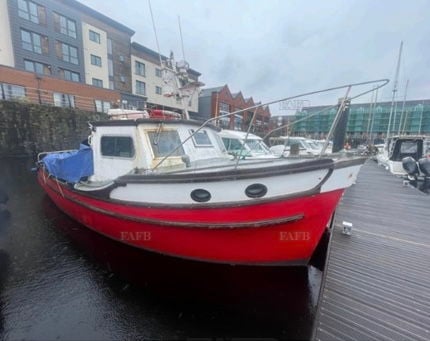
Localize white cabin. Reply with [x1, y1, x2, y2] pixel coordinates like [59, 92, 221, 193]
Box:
[88, 119, 229, 182]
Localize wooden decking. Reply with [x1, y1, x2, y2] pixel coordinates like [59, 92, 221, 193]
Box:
[312, 160, 430, 341]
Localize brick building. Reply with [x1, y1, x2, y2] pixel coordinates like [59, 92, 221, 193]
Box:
[198, 85, 271, 134]
[0, 64, 120, 112]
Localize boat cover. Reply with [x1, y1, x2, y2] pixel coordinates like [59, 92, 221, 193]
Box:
[42, 144, 93, 183]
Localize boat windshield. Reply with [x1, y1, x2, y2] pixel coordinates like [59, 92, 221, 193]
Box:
[245, 139, 271, 154]
[147, 130, 185, 157]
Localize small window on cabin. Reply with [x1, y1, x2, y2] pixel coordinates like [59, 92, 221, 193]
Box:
[400, 141, 418, 154]
[189, 129, 213, 147]
[147, 131, 184, 158]
[101, 136, 134, 158]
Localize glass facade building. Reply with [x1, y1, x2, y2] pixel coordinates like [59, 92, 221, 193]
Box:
[292, 100, 430, 139]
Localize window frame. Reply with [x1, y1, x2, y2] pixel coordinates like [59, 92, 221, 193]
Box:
[189, 129, 214, 148]
[54, 12, 77, 38]
[94, 100, 111, 113]
[59, 68, 80, 82]
[135, 61, 146, 76]
[100, 135, 135, 159]
[155, 86, 162, 95]
[18, 0, 45, 24]
[147, 130, 185, 158]
[89, 30, 101, 43]
[53, 92, 75, 108]
[92, 78, 103, 88]
[91, 54, 102, 67]
[135, 80, 146, 96]
[21, 29, 46, 54]
[57, 41, 78, 65]
[1, 83, 26, 101]
[24, 59, 51, 75]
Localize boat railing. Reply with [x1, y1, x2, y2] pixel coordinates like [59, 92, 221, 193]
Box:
[152, 79, 389, 171]
[37, 149, 77, 163]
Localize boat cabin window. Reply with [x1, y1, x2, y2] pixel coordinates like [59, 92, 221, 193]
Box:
[392, 139, 423, 161]
[189, 129, 213, 147]
[222, 137, 244, 152]
[147, 130, 184, 157]
[101, 136, 135, 158]
[400, 141, 417, 154]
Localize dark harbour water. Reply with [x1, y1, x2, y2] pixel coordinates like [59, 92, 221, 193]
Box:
[0, 158, 323, 340]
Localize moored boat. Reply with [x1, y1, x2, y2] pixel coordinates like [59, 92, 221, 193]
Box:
[36, 79, 388, 266]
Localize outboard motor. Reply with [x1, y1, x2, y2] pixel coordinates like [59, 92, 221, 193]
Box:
[418, 157, 430, 177]
[402, 156, 419, 177]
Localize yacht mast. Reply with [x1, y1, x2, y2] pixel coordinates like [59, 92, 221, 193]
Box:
[398, 79, 409, 135]
[386, 41, 403, 139]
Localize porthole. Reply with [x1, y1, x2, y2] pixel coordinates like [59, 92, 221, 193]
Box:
[191, 189, 211, 202]
[245, 183, 267, 198]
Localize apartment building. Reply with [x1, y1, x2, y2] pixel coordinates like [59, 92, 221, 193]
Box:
[131, 42, 201, 114]
[0, 0, 202, 113]
[0, 0, 140, 110]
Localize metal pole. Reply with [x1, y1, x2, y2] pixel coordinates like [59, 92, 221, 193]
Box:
[320, 86, 352, 155]
[386, 41, 403, 140]
[366, 87, 375, 141]
[369, 88, 378, 143]
[398, 79, 409, 135]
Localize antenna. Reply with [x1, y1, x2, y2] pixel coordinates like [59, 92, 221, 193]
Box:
[386, 41, 403, 139]
[148, 0, 163, 66]
[178, 15, 186, 62]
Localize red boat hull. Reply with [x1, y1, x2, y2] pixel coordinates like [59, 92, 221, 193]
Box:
[38, 170, 343, 265]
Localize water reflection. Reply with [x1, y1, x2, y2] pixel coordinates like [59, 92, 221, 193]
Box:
[0, 158, 322, 340]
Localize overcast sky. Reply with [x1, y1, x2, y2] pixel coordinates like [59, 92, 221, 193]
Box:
[80, 0, 430, 115]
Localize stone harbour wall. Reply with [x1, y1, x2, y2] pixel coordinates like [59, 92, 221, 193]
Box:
[0, 101, 107, 157]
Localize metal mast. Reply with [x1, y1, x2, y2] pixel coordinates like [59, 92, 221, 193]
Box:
[386, 41, 403, 139]
[398, 79, 409, 135]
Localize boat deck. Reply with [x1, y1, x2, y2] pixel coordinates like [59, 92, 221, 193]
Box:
[312, 160, 430, 341]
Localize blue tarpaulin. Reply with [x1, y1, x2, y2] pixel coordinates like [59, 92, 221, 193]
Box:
[42, 144, 94, 183]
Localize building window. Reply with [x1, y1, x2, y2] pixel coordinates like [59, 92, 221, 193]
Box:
[135, 61, 145, 76]
[155, 68, 162, 77]
[91, 54, 102, 67]
[107, 38, 113, 54]
[89, 30, 100, 43]
[21, 29, 48, 54]
[58, 68, 80, 82]
[95, 100, 111, 113]
[92, 78, 103, 88]
[56, 41, 78, 65]
[108, 59, 114, 76]
[219, 102, 230, 113]
[101, 136, 135, 158]
[18, 0, 46, 24]
[1, 83, 26, 100]
[53, 92, 75, 108]
[53, 13, 77, 39]
[109, 80, 114, 90]
[135, 80, 146, 95]
[24, 60, 51, 75]
[155, 86, 162, 95]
